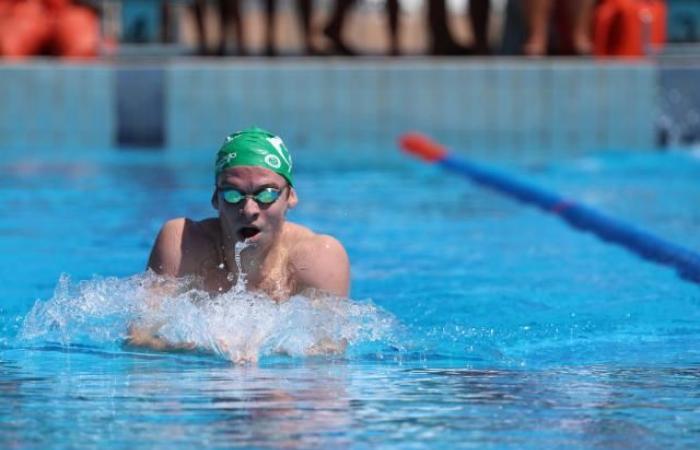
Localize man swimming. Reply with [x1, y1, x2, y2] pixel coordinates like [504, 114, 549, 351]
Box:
[128, 127, 350, 359]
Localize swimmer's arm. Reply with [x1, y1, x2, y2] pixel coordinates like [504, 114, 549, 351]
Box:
[124, 277, 197, 352]
[305, 335, 348, 356]
[293, 287, 349, 356]
[125, 326, 196, 352]
[147, 218, 191, 277]
[293, 235, 350, 297]
[129, 218, 194, 351]
[291, 236, 350, 356]
[125, 324, 191, 351]
[132, 219, 214, 352]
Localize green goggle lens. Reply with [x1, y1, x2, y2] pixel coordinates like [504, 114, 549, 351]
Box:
[220, 187, 282, 205]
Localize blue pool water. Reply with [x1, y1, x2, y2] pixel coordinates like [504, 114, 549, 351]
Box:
[1, 143, 700, 448]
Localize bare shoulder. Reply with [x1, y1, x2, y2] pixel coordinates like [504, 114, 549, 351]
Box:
[148, 217, 219, 276]
[286, 223, 350, 297]
[287, 223, 348, 267]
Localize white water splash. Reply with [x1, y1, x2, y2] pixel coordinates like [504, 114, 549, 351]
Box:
[17, 272, 397, 363]
[231, 240, 250, 294]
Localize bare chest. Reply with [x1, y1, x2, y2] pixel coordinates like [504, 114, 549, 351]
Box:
[198, 258, 297, 301]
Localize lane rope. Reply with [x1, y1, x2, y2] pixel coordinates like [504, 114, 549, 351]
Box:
[399, 132, 700, 285]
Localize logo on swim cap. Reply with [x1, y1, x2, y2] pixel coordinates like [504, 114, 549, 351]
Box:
[215, 127, 293, 186]
[214, 152, 237, 173]
[265, 154, 281, 169]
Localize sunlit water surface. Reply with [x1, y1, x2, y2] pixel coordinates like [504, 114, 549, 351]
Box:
[1, 145, 699, 449]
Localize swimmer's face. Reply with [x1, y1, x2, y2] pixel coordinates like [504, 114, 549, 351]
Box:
[213, 166, 297, 248]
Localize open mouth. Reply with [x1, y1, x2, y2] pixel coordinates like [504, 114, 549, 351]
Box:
[238, 226, 261, 240]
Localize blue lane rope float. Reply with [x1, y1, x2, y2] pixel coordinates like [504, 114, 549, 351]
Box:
[399, 132, 700, 285]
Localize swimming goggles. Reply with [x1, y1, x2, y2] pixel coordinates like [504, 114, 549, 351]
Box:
[218, 186, 285, 205]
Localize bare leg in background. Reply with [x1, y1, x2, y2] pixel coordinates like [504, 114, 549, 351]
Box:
[296, 0, 317, 55]
[265, 0, 318, 55]
[219, 0, 246, 55]
[192, 0, 208, 55]
[386, 0, 400, 55]
[569, 0, 594, 54]
[522, 0, 552, 56]
[325, 0, 399, 55]
[265, 0, 277, 55]
[427, 0, 468, 55]
[469, 0, 490, 55]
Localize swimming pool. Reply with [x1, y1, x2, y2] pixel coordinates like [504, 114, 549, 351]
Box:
[1, 142, 700, 449]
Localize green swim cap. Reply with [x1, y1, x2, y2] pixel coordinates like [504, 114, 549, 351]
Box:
[215, 127, 293, 186]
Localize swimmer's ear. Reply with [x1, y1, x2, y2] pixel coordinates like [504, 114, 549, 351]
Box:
[211, 190, 219, 210]
[287, 187, 298, 209]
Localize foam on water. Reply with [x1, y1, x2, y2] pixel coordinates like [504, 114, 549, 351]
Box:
[17, 272, 398, 363]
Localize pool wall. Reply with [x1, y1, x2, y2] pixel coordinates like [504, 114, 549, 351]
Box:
[0, 59, 666, 157]
[0, 63, 114, 150]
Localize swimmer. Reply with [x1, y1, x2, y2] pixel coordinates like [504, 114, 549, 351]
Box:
[127, 127, 350, 361]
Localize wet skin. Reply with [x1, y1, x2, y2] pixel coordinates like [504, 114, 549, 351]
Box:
[147, 166, 350, 300]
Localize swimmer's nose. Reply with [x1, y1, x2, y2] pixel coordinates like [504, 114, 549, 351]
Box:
[240, 198, 260, 220]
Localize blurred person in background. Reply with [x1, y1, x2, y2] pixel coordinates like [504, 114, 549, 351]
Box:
[0, 0, 99, 58]
[592, 0, 667, 58]
[468, 0, 491, 54]
[264, 0, 315, 56]
[522, 0, 595, 56]
[192, 0, 246, 55]
[323, 0, 400, 55]
[427, 0, 491, 55]
[191, 0, 315, 56]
